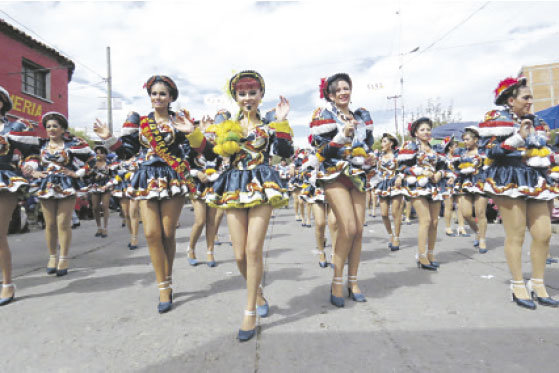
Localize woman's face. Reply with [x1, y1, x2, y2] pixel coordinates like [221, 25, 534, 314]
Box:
[96, 149, 106, 160]
[415, 123, 432, 142]
[447, 143, 457, 154]
[235, 87, 262, 113]
[381, 137, 392, 152]
[45, 119, 65, 140]
[508, 86, 533, 117]
[462, 133, 477, 149]
[150, 82, 172, 110]
[328, 80, 351, 107]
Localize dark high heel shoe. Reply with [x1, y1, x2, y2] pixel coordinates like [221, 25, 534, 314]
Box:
[427, 250, 440, 268]
[56, 256, 69, 277]
[390, 236, 400, 251]
[527, 279, 559, 307]
[207, 251, 217, 268]
[157, 281, 173, 314]
[0, 284, 15, 306]
[46, 255, 57, 275]
[347, 276, 366, 302]
[546, 257, 558, 264]
[238, 310, 257, 342]
[416, 253, 437, 271]
[330, 277, 345, 307]
[256, 285, 270, 317]
[318, 251, 329, 268]
[478, 238, 488, 254]
[187, 249, 199, 266]
[510, 280, 536, 310]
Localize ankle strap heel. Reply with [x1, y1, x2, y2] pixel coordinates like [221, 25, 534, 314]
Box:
[510, 280, 536, 310]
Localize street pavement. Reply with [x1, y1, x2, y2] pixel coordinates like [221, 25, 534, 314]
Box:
[2, 202, 559, 372]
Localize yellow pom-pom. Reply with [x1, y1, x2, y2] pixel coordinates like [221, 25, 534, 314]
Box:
[351, 147, 368, 157]
[205, 168, 216, 175]
[214, 144, 223, 155]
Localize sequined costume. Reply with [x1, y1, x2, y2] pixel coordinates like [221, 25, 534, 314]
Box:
[310, 104, 374, 192]
[374, 152, 404, 198]
[205, 111, 294, 209]
[299, 154, 326, 204]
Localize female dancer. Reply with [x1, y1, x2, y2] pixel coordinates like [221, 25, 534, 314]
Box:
[310, 73, 374, 306]
[453, 127, 488, 253]
[299, 152, 329, 267]
[289, 150, 306, 222]
[479, 76, 559, 309]
[375, 133, 404, 251]
[398, 118, 452, 270]
[88, 145, 114, 238]
[205, 70, 293, 341]
[0, 86, 39, 305]
[441, 138, 462, 236]
[94, 75, 201, 313]
[186, 116, 223, 268]
[113, 112, 141, 249]
[24, 112, 95, 277]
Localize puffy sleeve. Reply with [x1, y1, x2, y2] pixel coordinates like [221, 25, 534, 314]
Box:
[396, 141, 418, 176]
[103, 118, 141, 160]
[354, 107, 375, 150]
[309, 107, 346, 159]
[265, 109, 294, 159]
[7, 119, 40, 158]
[67, 137, 95, 177]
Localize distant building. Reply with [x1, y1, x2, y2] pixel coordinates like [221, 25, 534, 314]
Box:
[520, 62, 559, 112]
[0, 18, 75, 136]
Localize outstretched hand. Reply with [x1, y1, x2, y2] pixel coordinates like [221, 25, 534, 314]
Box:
[174, 109, 196, 133]
[275, 96, 290, 121]
[93, 119, 112, 140]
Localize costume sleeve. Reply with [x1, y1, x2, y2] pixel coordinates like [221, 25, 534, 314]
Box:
[309, 107, 347, 159]
[7, 120, 41, 158]
[486, 133, 526, 160]
[396, 141, 417, 176]
[68, 137, 96, 177]
[354, 107, 375, 149]
[103, 120, 141, 160]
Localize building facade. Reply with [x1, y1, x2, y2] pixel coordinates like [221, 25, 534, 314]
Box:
[0, 18, 75, 136]
[520, 62, 559, 112]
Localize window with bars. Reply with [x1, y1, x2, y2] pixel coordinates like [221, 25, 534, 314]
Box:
[21, 59, 49, 99]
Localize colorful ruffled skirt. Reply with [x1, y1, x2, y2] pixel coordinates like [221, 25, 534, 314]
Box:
[317, 160, 367, 193]
[112, 171, 133, 198]
[88, 176, 114, 194]
[401, 177, 442, 201]
[206, 164, 288, 209]
[127, 162, 194, 200]
[31, 172, 87, 199]
[483, 162, 558, 200]
[299, 183, 325, 204]
[455, 172, 485, 195]
[374, 176, 404, 198]
[0, 168, 29, 193]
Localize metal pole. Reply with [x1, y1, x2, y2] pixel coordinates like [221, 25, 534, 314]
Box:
[106, 46, 113, 133]
[387, 95, 401, 136]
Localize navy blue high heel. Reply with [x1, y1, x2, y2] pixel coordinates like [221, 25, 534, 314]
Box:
[207, 251, 217, 267]
[46, 255, 57, 275]
[330, 277, 345, 307]
[547, 257, 558, 264]
[510, 280, 536, 310]
[347, 276, 366, 302]
[0, 284, 15, 306]
[158, 281, 173, 314]
[187, 249, 199, 266]
[318, 251, 329, 268]
[416, 253, 437, 271]
[238, 310, 257, 342]
[527, 279, 559, 307]
[427, 250, 440, 268]
[56, 257, 69, 277]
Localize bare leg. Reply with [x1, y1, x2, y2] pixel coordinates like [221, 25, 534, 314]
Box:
[121, 198, 131, 233]
[139, 199, 171, 303]
[457, 198, 466, 234]
[526, 200, 552, 297]
[327, 205, 338, 261]
[494, 196, 528, 299]
[391, 195, 404, 247]
[101, 192, 111, 233]
[347, 188, 366, 295]
[40, 199, 58, 269]
[91, 193, 102, 232]
[325, 181, 358, 298]
[371, 191, 378, 216]
[205, 206, 219, 263]
[426, 201, 441, 260]
[188, 198, 206, 260]
[0, 193, 18, 298]
[227, 209, 249, 278]
[379, 198, 393, 238]
[460, 194, 478, 235]
[300, 199, 306, 224]
[443, 197, 454, 234]
[411, 198, 431, 265]
[474, 195, 488, 249]
[293, 189, 301, 220]
[312, 203, 327, 264]
[56, 197, 76, 271]
[129, 199, 140, 246]
[305, 202, 312, 226]
[160, 196, 184, 279]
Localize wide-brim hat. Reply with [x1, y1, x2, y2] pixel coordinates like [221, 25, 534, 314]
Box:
[42, 111, 68, 129]
[0, 86, 12, 114]
[494, 76, 527, 106]
[382, 132, 399, 148]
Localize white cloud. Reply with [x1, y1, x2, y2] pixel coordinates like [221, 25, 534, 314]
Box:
[2, 0, 559, 146]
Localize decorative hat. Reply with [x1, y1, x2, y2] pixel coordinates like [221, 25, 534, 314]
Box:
[228, 70, 265, 98]
[320, 73, 352, 102]
[42, 111, 68, 129]
[409, 117, 433, 137]
[0, 86, 12, 115]
[462, 126, 480, 138]
[144, 75, 179, 102]
[494, 76, 527, 106]
[440, 135, 455, 153]
[382, 132, 399, 148]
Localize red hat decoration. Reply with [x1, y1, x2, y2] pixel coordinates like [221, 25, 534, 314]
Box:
[494, 76, 527, 105]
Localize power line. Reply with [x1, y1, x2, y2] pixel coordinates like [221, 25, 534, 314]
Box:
[0, 10, 106, 80]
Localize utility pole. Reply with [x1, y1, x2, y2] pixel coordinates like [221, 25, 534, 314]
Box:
[387, 95, 401, 136]
[106, 46, 113, 133]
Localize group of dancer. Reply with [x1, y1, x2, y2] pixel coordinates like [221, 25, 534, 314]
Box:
[0, 71, 557, 343]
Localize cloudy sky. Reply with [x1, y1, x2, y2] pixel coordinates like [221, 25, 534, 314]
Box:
[2, 0, 559, 146]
